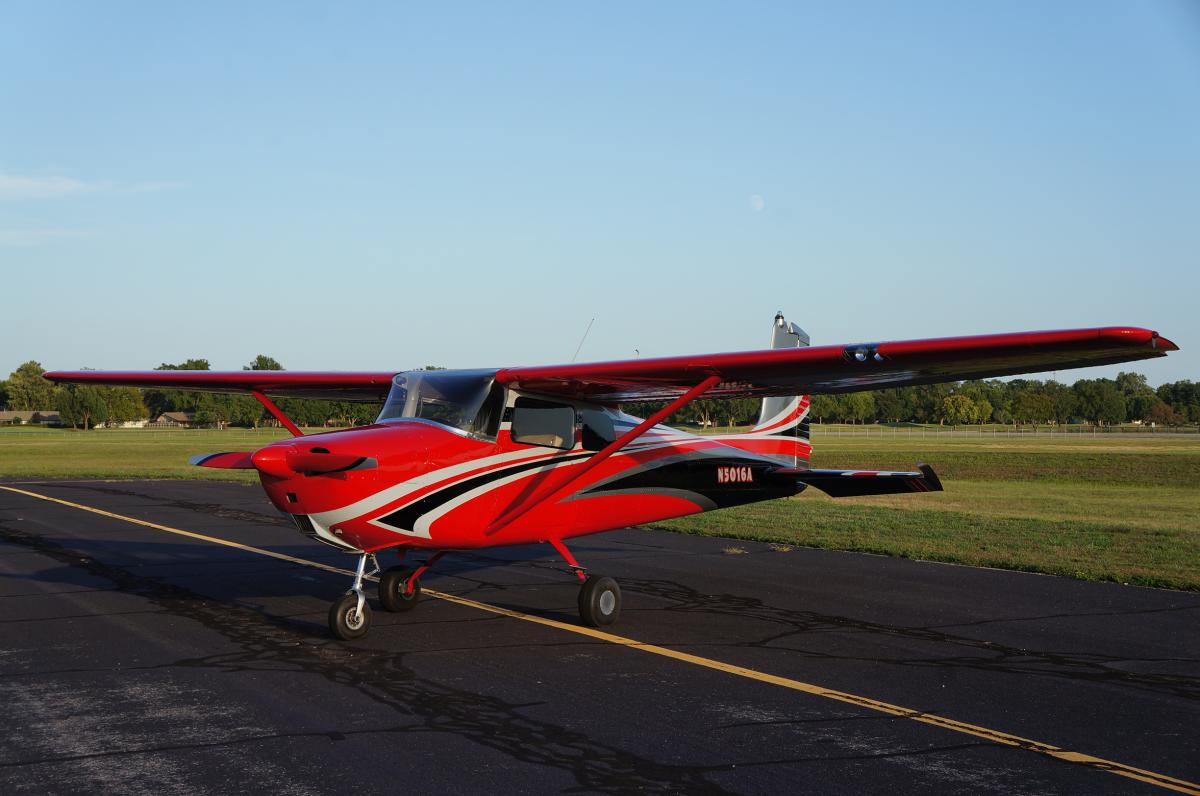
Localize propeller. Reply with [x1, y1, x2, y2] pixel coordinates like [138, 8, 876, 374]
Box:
[191, 445, 376, 476]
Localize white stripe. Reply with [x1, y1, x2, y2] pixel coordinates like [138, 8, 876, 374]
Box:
[308, 448, 564, 530]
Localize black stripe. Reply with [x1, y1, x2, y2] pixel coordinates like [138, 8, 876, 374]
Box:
[376, 452, 593, 532]
[584, 457, 798, 509]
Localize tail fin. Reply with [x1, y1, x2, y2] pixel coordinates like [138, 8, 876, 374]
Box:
[750, 312, 811, 467]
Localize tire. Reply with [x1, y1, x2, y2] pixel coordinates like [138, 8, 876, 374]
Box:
[379, 567, 421, 613]
[329, 592, 372, 640]
[577, 576, 621, 627]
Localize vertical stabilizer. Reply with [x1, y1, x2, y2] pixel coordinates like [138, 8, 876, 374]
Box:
[751, 312, 811, 467]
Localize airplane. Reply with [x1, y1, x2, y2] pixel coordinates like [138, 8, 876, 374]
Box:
[45, 315, 1177, 640]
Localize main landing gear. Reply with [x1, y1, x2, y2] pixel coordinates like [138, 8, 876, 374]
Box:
[328, 551, 445, 640]
[551, 539, 622, 628]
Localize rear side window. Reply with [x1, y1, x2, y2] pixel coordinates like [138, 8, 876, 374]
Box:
[511, 397, 575, 450]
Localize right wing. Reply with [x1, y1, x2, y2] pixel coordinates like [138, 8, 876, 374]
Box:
[42, 371, 396, 402]
[497, 326, 1177, 403]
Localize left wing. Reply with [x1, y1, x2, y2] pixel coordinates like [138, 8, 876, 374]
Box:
[42, 371, 395, 402]
[496, 326, 1176, 402]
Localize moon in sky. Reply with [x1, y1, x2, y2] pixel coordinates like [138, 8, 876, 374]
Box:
[749, 194, 765, 212]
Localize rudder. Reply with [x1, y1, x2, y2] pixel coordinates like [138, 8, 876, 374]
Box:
[749, 312, 811, 467]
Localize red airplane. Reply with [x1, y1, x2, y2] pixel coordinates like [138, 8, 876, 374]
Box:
[46, 315, 1177, 640]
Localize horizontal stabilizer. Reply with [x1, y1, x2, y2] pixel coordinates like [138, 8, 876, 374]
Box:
[189, 452, 256, 469]
[773, 463, 942, 497]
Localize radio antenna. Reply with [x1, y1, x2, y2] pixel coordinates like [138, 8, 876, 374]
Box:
[571, 317, 595, 363]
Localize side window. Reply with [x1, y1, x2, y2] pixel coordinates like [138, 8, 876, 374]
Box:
[511, 397, 576, 450]
[579, 409, 617, 451]
[468, 383, 505, 439]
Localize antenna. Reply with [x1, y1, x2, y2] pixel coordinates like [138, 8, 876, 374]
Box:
[571, 317, 595, 363]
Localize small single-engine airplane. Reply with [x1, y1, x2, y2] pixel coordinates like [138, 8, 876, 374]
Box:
[46, 315, 1177, 639]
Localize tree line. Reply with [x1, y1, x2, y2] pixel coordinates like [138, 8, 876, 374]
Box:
[2, 359, 1197, 430]
[633, 372, 1200, 428]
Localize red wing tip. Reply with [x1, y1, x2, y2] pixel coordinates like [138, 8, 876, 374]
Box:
[1093, 327, 1178, 352]
[1155, 334, 1179, 352]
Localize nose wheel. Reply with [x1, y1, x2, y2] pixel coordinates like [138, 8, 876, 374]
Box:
[329, 592, 372, 639]
[328, 552, 378, 641]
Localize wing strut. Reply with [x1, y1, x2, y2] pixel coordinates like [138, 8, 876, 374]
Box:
[252, 390, 303, 437]
[485, 375, 722, 537]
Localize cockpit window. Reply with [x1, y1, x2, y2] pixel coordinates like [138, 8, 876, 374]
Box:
[377, 369, 500, 437]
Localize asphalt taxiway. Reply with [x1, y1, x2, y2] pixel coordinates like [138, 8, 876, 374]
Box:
[1, 479, 1197, 794]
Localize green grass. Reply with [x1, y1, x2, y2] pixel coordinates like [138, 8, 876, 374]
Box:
[651, 432, 1200, 590]
[0, 427, 295, 482]
[2, 426, 1197, 590]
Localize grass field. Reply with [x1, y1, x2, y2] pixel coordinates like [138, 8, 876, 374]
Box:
[2, 425, 1197, 589]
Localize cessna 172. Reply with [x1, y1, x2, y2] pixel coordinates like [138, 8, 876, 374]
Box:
[46, 315, 1177, 640]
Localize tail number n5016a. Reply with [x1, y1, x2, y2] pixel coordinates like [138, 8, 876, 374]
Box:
[717, 466, 753, 484]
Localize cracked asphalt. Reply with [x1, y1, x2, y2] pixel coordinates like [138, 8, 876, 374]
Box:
[1, 479, 1197, 795]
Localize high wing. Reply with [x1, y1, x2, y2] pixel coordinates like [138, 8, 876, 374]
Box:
[496, 326, 1177, 403]
[42, 370, 395, 402]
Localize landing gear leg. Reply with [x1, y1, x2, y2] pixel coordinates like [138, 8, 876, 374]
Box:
[550, 538, 622, 628]
[329, 552, 378, 640]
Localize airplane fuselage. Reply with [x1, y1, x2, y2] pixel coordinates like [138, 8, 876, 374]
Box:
[258, 409, 806, 554]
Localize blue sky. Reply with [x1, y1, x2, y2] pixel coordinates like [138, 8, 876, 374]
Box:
[3, 1, 1197, 384]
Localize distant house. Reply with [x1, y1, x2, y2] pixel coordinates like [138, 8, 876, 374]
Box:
[152, 411, 197, 428]
[0, 410, 61, 426]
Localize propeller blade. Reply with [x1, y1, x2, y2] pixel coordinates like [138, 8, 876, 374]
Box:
[189, 452, 256, 470]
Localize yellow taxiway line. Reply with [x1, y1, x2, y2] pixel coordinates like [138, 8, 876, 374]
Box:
[2, 484, 1197, 795]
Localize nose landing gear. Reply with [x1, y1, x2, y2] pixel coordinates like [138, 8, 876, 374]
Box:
[328, 552, 378, 640]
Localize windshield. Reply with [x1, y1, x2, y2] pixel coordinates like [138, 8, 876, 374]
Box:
[377, 369, 500, 436]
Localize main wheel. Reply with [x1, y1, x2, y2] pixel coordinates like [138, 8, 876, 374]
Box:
[578, 575, 621, 627]
[379, 566, 422, 613]
[329, 592, 372, 640]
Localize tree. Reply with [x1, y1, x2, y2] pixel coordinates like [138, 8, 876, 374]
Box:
[1146, 401, 1182, 426]
[144, 358, 212, 418]
[1116, 371, 1158, 421]
[844, 392, 876, 424]
[1012, 391, 1053, 425]
[939, 394, 978, 428]
[873, 388, 915, 423]
[56, 384, 108, 430]
[912, 383, 956, 423]
[98, 386, 149, 423]
[808, 395, 839, 423]
[1156, 381, 1199, 423]
[245, 354, 284, 371]
[1073, 379, 1127, 425]
[6, 361, 56, 410]
[958, 380, 1008, 422]
[0, 379, 8, 409]
[1042, 381, 1077, 424]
